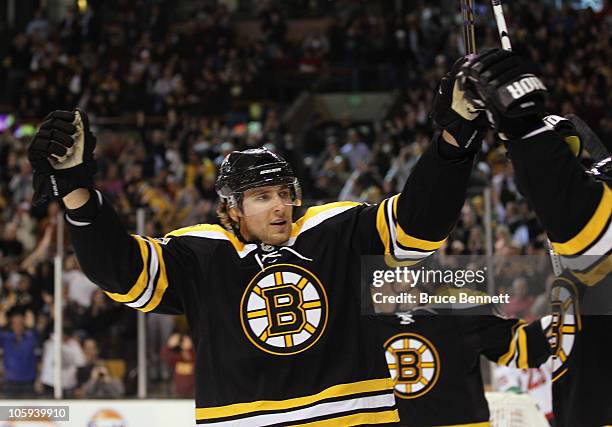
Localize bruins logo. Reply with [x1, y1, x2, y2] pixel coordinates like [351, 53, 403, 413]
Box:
[545, 278, 581, 382]
[384, 332, 440, 399]
[240, 264, 328, 355]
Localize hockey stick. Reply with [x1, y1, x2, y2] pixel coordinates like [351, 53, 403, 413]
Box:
[491, 0, 512, 51]
[489, 1, 566, 274]
[461, 0, 477, 54]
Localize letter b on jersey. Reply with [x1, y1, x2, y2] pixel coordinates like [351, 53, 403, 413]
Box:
[262, 285, 305, 336]
[396, 350, 420, 382]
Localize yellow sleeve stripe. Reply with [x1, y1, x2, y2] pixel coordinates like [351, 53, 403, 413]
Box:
[572, 253, 612, 287]
[376, 200, 391, 254]
[296, 409, 399, 426]
[139, 237, 170, 313]
[497, 321, 526, 366]
[390, 195, 446, 251]
[552, 367, 568, 383]
[396, 225, 447, 252]
[195, 377, 393, 420]
[517, 324, 529, 369]
[104, 235, 149, 303]
[552, 184, 611, 256]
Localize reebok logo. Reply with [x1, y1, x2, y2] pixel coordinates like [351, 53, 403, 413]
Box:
[506, 76, 546, 100]
[260, 167, 281, 175]
[50, 175, 59, 196]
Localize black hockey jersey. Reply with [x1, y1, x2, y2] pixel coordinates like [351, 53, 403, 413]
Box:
[377, 308, 550, 427]
[67, 136, 475, 425]
[507, 126, 612, 427]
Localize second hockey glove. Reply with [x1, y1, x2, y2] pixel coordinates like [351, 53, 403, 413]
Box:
[431, 57, 490, 153]
[459, 48, 548, 140]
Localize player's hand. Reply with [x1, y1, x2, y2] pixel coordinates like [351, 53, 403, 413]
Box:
[27, 109, 97, 204]
[458, 48, 548, 140]
[431, 56, 490, 153]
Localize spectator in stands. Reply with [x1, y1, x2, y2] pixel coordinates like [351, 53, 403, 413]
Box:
[0, 307, 38, 397]
[161, 333, 195, 398]
[82, 363, 124, 398]
[78, 290, 123, 356]
[63, 253, 98, 311]
[505, 277, 536, 321]
[39, 326, 85, 397]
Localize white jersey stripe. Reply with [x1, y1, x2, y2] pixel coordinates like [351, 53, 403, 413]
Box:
[197, 392, 395, 426]
[127, 237, 159, 308]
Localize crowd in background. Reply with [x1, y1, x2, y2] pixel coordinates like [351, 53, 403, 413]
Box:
[0, 0, 610, 398]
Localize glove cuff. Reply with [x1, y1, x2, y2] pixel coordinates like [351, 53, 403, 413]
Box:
[498, 115, 545, 141]
[33, 161, 97, 205]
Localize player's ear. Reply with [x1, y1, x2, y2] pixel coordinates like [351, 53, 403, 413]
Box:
[228, 207, 241, 223]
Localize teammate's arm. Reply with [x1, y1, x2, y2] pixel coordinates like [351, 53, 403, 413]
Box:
[461, 49, 611, 278]
[478, 315, 551, 369]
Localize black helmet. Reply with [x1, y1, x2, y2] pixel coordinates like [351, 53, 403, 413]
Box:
[586, 155, 612, 183]
[216, 147, 301, 206]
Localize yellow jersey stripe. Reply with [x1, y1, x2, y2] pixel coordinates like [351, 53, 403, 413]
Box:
[572, 253, 612, 287]
[390, 195, 446, 251]
[140, 238, 170, 312]
[293, 409, 399, 426]
[195, 378, 394, 420]
[376, 200, 391, 254]
[552, 184, 611, 255]
[552, 367, 568, 383]
[497, 321, 526, 366]
[291, 201, 361, 238]
[165, 223, 246, 253]
[396, 225, 447, 251]
[517, 324, 529, 369]
[104, 235, 149, 303]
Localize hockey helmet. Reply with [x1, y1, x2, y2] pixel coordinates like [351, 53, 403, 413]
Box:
[215, 147, 301, 208]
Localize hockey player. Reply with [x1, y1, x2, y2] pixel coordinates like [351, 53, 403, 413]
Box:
[460, 48, 612, 427]
[378, 305, 551, 426]
[26, 60, 487, 424]
[374, 59, 552, 426]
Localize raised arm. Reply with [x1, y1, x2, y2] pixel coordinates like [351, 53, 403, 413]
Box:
[461, 49, 611, 283]
[28, 110, 188, 314]
[371, 57, 488, 260]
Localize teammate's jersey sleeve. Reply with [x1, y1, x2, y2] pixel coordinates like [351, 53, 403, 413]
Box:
[476, 315, 551, 369]
[507, 129, 611, 285]
[66, 191, 194, 314]
[360, 133, 474, 261]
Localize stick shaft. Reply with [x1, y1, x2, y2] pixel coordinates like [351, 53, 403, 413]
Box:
[461, 0, 477, 54]
[491, 0, 512, 50]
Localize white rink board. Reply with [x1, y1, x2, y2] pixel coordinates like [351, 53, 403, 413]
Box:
[0, 399, 195, 427]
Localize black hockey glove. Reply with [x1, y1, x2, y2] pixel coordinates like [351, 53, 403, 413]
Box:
[431, 56, 490, 153]
[28, 109, 97, 204]
[458, 48, 548, 140]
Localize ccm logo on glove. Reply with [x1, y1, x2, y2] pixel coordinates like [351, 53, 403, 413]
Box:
[505, 76, 546, 100]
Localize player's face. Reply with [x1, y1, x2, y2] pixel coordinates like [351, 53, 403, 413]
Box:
[239, 185, 294, 245]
